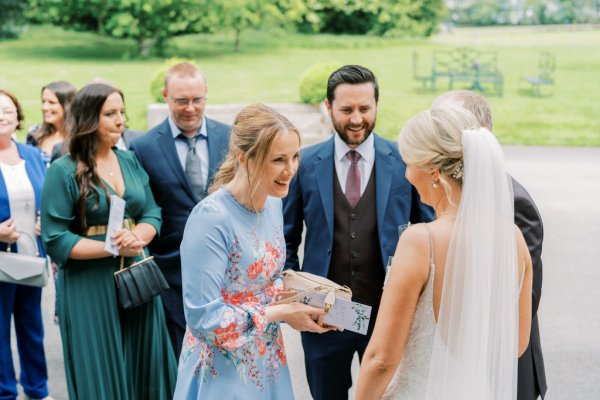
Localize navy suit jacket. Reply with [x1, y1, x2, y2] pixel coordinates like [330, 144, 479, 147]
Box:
[130, 117, 230, 285]
[283, 134, 433, 276]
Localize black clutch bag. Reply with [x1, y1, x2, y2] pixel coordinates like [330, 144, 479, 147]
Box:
[114, 251, 169, 309]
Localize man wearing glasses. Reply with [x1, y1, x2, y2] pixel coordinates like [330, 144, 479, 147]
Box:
[130, 62, 230, 358]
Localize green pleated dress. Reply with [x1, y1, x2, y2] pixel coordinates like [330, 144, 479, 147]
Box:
[41, 150, 177, 400]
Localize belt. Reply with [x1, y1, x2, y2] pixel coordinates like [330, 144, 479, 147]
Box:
[86, 218, 136, 236]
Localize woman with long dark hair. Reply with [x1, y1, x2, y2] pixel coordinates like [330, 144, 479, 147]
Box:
[26, 81, 76, 164]
[41, 83, 177, 399]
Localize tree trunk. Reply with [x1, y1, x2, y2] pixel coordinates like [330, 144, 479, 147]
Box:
[138, 36, 153, 57]
[154, 32, 166, 57]
[234, 29, 241, 52]
[97, 7, 106, 34]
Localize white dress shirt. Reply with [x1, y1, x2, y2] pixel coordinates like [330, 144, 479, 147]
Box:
[169, 115, 209, 188]
[334, 132, 375, 196]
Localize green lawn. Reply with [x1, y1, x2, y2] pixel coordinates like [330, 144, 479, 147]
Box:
[1, 24, 599, 146]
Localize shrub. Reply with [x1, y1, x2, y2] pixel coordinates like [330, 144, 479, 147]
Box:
[299, 62, 342, 105]
[149, 57, 194, 103]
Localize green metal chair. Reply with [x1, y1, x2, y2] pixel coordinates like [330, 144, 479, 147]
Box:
[523, 52, 556, 96]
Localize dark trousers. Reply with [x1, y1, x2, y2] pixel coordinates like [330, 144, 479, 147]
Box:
[0, 282, 48, 400]
[160, 284, 186, 360]
[301, 328, 372, 400]
[518, 342, 543, 400]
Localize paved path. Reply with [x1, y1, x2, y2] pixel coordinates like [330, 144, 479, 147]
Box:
[12, 146, 600, 399]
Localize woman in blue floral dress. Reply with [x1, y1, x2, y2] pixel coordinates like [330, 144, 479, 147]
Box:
[175, 104, 333, 400]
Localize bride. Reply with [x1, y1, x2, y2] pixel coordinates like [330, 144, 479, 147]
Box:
[355, 106, 532, 400]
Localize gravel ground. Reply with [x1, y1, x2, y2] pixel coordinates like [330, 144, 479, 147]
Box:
[12, 145, 600, 400]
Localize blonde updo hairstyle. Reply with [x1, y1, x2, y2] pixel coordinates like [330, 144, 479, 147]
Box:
[398, 106, 479, 199]
[209, 103, 301, 203]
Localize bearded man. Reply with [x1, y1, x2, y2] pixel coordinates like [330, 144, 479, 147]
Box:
[283, 64, 433, 400]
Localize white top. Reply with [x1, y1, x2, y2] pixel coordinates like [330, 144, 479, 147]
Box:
[1, 161, 37, 256]
[169, 115, 209, 187]
[334, 132, 375, 196]
[115, 136, 127, 151]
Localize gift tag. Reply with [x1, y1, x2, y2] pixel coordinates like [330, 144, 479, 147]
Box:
[298, 292, 372, 335]
[104, 195, 126, 256]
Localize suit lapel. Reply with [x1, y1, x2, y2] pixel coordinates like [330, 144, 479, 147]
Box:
[157, 120, 196, 201]
[122, 130, 133, 147]
[205, 118, 222, 183]
[315, 138, 335, 242]
[374, 135, 394, 233]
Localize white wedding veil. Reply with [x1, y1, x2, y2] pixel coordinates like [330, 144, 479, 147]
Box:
[425, 128, 519, 400]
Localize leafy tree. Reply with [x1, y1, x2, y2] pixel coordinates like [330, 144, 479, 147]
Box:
[275, 0, 445, 37]
[104, 0, 206, 57]
[27, 0, 208, 57]
[0, 0, 27, 38]
[205, 0, 286, 52]
[371, 0, 445, 36]
[446, 0, 600, 25]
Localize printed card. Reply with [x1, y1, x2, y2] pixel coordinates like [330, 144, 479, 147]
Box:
[297, 292, 372, 335]
[104, 195, 126, 256]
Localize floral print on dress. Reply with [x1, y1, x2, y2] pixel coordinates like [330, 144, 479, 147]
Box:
[180, 229, 287, 391]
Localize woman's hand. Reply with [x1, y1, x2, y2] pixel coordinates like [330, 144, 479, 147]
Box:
[0, 218, 20, 244]
[266, 303, 337, 334]
[112, 229, 145, 257]
[35, 213, 41, 236]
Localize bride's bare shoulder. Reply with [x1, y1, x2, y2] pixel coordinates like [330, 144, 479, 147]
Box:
[396, 223, 432, 260]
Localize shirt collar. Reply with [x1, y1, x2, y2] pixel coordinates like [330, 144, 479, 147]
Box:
[169, 115, 207, 140]
[334, 131, 375, 163]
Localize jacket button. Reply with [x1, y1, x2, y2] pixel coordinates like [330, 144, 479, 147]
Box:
[351, 251, 357, 258]
[351, 232, 357, 239]
[350, 213, 357, 220]
[351, 271, 356, 277]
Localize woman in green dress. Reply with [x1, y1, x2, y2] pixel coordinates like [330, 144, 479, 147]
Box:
[40, 83, 177, 399]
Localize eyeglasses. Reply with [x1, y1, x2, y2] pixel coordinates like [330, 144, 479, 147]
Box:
[169, 96, 207, 107]
[0, 109, 17, 117]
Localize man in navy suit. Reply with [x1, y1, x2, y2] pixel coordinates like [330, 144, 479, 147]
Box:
[130, 62, 230, 358]
[432, 90, 547, 400]
[283, 65, 433, 400]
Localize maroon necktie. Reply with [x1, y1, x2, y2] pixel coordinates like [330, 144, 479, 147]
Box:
[345, 150, 361, 208]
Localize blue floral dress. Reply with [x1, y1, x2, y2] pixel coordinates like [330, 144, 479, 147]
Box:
[174, 188, 293, 400]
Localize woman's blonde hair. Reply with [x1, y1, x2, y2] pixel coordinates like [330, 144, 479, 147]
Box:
[209, 103, 301, 204]
[398, 106, 479, 195]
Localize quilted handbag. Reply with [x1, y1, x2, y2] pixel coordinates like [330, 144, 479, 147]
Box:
[0, 232, 49, 288]
[114, 251, 169, 309]
[273, 270, 352, 313]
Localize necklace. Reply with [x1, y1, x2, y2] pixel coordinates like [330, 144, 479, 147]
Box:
[99, 165, 115, 177]
[97, 159, 116, 177]
[224, 187, 264, 214]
